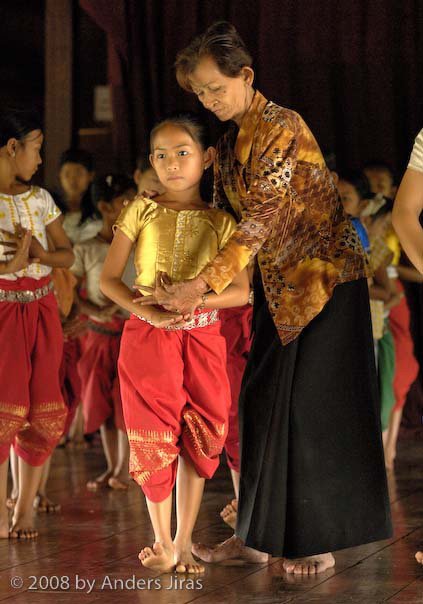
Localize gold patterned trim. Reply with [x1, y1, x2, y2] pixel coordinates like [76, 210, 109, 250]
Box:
[0, 401, 28, 418]
[182, 409, 226, 459]
[127, 428, 178, 487]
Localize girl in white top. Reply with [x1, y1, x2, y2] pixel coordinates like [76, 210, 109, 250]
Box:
[392, 128, 423, 273]
[0, 107, 73, 540]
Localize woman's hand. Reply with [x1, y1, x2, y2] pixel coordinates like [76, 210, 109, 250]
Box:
[133, 272, 207, 315]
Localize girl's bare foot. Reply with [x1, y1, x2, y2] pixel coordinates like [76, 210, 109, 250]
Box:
[9, 513, 38, 539]
[192, 535, 269, 564]
[86, 470, 113, 490]
[33, 494, 61, 513]
[283, 553, 335, 575]
[138, 542, 176, 573]
[108, 476, 130, 490]
[220, 498, 238, 529]
[174, 540, 205, 573]
[415, 551, 423, 564]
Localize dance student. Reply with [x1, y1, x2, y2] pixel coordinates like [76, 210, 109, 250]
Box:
[0, 108, 73, 538]
[71, 175, 136, 491]
[100, 114, 250, 573]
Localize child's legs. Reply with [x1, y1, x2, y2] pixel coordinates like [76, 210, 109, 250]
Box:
[174, 454, 205, 549]
[100, 418, 118, 471]
[0, 458, 9, 537]
[118, 319, 186, 502]
[181, 325, 231, 480]
[9, 447, 19, 499]
[146, 491, 173, 545]
[16, 296, 67, 465]
[13, 458, 43, 526]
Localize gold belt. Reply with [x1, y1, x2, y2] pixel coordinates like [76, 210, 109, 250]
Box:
[0, 281, 54, 303]
[135, 309, 219, 331]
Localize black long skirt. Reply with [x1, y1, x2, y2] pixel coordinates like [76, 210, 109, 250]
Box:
[236, 278, 392, 557]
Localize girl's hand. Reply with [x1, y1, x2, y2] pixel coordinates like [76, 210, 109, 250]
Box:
[1, 226, 45, 262]
[62, 316, 87, 338]
[92, 303, 120, 322]
[144, 308, 186, 328]
[0, 228, 40, 272]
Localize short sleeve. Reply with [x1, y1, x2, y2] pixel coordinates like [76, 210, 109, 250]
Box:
[408, 129, 423, 173]
[41, 189, 61, 225]
[216, 212, 237, 250]
[113, 197, 148, 242]
[70, 243, 85, 278]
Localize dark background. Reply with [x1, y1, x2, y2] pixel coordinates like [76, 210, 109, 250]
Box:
[1, 0, 423, 179]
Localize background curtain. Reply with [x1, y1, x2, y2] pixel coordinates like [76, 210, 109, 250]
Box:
[80, 0, 423, 176]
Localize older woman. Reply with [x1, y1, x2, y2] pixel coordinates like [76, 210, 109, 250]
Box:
[146, 22, 392, 575]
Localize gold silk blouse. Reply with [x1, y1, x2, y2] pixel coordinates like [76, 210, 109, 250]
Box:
[200, 90, 370, 345]
[114, 196, 236, 289]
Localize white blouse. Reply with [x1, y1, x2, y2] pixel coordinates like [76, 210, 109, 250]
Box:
[62, 211, 102, 244]
[408, 128, 423, 173]
[0, 186, 61, 280]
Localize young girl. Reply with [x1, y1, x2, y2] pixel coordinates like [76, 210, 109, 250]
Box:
[100, 114, 249, 574]
[0, 108, 74, 538]
[72, 175, 136, 491]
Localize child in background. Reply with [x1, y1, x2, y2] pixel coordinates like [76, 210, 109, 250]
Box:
[101, 114, 250, 573]
[0, 108, 73, 538]
[58, 149, 102, 244]
[133, 154, 165, 196]
[72, 175, 136, 490]
[364, 161, 397, 200]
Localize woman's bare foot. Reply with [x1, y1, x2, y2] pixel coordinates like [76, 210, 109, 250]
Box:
[108, 476, 130, 490]
[9, 513, 38, 539]
[86, 470, 113, 490]
[192, 535, 269, 564]
[138, 542, 176, 573]
[33, 494, 61, 513]
[220, 498, 238, 529]
[283, 553, 335, 575]
[415, 551, 423, 564]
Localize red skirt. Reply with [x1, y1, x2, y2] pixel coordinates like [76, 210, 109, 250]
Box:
[389, 282, 419, 411]
[118, 314, 231, 502]
[220, 305, 253, 472]
[0, 276, 67, 465]
[78, 318, 125, 434]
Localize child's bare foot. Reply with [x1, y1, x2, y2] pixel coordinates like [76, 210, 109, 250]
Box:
[0, 506, 9, 539]
[108, 476, 130, 490]
[33, 494, 61, 513]
[9, 513, 38, 539]
[174, 540, 205, 573]
[283, 553, 335, 575]
[6, 497, 17, 510]
[415, 551, 423, 564]
[220, 498, 238, 529]
[192, 535, 269, 564]
[86, 470, 112, 490]
[138, 542, 176, 573]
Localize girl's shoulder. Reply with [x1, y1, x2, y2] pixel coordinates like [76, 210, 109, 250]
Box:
[207, 207, 237, 229]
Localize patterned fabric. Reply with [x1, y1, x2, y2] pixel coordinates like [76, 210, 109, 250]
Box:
[114, 196, 236, 290]
[369, 236, 393, 273]
[408, 128, 423, 173]
[201, 91, 370, 345]
[0, 186, 61, 280]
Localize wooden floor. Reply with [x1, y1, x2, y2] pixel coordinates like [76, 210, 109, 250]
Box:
[1, 437, 423, 603]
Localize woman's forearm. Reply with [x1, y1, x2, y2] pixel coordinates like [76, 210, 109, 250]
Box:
[202, 282, 250, 309]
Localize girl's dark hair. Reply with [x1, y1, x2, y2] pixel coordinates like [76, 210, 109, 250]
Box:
[339, 171, 372, 201]
[91, 174, 136, 209]
[0, 107, 42, 147]
[175, 21, 252, 92]
[59, 148, 94, 172]
[150, 112, 211, 153]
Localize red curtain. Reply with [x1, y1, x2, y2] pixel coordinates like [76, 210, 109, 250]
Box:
[80, 0, 423, 177]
